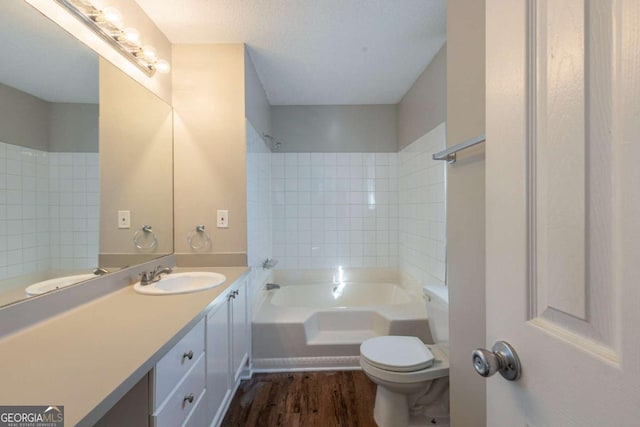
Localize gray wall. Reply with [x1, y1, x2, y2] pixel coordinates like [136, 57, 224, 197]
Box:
[0, 83, 49, 151]
[397, 44, 447, 150]
[446, 0, 487, 426]
[271, 105, 397, 152]
[173, 44, 248, 259]
[0, 83, 98, 153]
[49, 103, 99, 152]
[99, 58, 174, 256]
[244, 47, 271, 138]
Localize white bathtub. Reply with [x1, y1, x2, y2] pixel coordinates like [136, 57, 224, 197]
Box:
[252, 280, 431, 371]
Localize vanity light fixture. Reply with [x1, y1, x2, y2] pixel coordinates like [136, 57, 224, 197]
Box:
[54, 0, 170, 76]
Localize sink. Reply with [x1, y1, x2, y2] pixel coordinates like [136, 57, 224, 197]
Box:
[133, 272, 227, 295]
[25, 273, 97, 296]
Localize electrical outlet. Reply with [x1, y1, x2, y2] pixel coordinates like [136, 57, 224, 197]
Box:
[118, 210, 130, 229]
[217, 210, 229, 228]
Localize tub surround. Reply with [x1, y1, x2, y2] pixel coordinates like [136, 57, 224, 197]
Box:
[0, 265, 249, 426]
[398, 123, 447, 285]
[0, 141, 99, 283]
[271, 152, 399, 271]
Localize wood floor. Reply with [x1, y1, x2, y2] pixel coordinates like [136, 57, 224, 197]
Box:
[221, 371, 378, 427]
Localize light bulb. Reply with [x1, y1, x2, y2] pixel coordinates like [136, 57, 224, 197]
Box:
[101, 6, 123, 28]
[141, 45, 157, 62]
[122, 28, 141, 46]
[154, 59, 171, 74]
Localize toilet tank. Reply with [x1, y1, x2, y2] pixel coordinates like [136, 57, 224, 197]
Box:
[423, 285, 449, 345]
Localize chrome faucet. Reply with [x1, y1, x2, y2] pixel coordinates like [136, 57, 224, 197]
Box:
[139, 266, 173, 286]
[93, 267, 110, 275]
[153, 266, 173, 277]
[262, 258, 279, 269]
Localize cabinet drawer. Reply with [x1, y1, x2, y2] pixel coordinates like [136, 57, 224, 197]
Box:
[181, 389, 207, 427]
[153, 318, 205, 409]
[152, 353, 205, 427]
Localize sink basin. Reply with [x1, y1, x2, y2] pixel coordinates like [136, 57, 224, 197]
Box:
[133, 272, 227, 295]
[25, 273, 97, 296]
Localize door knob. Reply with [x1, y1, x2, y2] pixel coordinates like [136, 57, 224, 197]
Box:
[472, 341, 521, 381]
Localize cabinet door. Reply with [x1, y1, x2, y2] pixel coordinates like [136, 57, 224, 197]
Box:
[205, 300, 230, 425]
[230, 279, 249, 383]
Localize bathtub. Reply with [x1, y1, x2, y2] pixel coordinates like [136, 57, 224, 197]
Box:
[252, 280, 431, 371]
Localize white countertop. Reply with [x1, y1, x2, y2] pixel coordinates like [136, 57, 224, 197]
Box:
[0, 266, 249, 426]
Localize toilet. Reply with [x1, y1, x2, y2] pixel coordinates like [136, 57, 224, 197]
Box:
[360, 285, 450, 427]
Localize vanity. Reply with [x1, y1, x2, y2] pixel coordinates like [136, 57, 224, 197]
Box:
[0, 265, 251, 426]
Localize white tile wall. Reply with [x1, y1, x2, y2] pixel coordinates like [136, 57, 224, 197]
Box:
[0, 142, 99, 280]
[253, 122, 446, 283]
[0, 143, 47, 279]
[246, 121, 272, 270]
[398, 122, 447, 284]
[48, 152, 99, 270]
[272, 152, 398, 269]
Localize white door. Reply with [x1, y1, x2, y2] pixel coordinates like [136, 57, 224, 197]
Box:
[486, 0, 640, 425]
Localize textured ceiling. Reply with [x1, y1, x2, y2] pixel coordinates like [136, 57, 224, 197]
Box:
[133, 0, 446, 105]
[0, 1, 98, 103]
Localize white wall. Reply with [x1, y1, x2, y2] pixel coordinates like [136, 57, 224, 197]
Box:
[398, 123, 447, 286]
[271, 105, 397, 152]
[271, 152, 398, 269]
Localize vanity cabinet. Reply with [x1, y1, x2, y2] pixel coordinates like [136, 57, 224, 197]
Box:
[150, 318, 206, 427]
[205, 296, 230, 425]
[124, 275, 251, 427]
[206, 278, 251, 427]
[230, 278, 250, 383]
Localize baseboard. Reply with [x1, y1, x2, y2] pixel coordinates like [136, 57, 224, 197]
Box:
[252, 355, 362, 372]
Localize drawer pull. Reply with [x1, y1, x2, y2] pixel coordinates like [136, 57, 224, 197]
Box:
[183, 393, 194, 405]
[182, 350, 194, 361]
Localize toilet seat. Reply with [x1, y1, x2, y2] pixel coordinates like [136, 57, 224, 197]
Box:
[360, 336, 434, 372]
[360, 339, 449, 384]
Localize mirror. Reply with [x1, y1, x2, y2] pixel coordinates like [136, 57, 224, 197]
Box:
[0, 2, 173, 307]
[98, 58, 173, 267]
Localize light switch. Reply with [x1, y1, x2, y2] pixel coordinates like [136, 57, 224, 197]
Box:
[217, 210, 229, 228]
[118, 210, 130, 229]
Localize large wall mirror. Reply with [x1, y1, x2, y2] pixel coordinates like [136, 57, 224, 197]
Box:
[0, 1, 173, 308]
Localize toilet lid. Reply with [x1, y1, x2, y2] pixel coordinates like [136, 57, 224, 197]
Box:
[360, 336, 434, 372]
